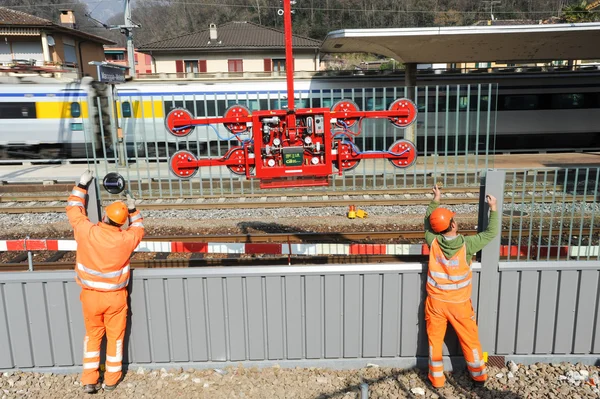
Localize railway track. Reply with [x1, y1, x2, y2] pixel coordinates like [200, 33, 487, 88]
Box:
[0, 192, 596, 213]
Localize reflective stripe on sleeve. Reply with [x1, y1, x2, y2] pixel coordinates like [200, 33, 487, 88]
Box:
[106, 365, 122, 373]
[67, 201, 84, 207]
[427, 276, 471, 290]
[130, 222, 144, 228]
[429, 270, 471, 282]
[129, 213, 142, 222]
[70, 189, 86, 199]
[83, 362, 100, 369]
[77, 276, 129, 291]
[78, 263, 129, 279]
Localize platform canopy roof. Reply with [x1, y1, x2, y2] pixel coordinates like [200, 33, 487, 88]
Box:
[320, 23, 600, 63]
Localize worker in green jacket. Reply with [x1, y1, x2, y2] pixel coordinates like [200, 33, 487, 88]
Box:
[424, 184, 499, 388]
[425, 184, 499, 259]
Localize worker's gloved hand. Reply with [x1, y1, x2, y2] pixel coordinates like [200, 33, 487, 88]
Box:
[432, 184, 442, 202]
[79, 170, 93, 187]
[126, 192, 136, 211]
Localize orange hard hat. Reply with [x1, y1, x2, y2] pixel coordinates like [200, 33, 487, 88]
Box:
[105, 201, 128, 225]
[429, 207, 455, 233]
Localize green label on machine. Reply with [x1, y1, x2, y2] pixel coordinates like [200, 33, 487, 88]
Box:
[283, 147, 303, 166]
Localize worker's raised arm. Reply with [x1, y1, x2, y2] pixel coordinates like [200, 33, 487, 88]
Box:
[424, 184, 442, 245]
[66, 170, 94, 238]
[465, 194, 499, 254]
[124, 192, 145, 250]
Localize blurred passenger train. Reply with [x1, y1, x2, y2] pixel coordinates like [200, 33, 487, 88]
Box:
[0, 69, 599, 159]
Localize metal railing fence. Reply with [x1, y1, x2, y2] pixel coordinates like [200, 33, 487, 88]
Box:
[83, 84, 497, 201]
[501, 167, 600, 262]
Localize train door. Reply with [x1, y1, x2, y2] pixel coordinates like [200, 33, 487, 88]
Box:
[58, 81, 89, 158]
[114, 87, 146, 159]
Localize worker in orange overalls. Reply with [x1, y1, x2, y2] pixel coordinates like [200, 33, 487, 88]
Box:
[66, 170, 144, 394]
[424, 184, 498, 389]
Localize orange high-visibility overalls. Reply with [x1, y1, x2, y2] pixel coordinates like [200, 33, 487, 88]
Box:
[66, 186, 144, 387]
[425, 239, 487, 388]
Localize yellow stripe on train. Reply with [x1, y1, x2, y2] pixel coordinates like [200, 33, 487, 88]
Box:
[35, 101, 89, 119]
[116, 100, 164, 119]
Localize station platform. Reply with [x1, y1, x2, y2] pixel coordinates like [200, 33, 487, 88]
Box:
[0, 152, 598, 184]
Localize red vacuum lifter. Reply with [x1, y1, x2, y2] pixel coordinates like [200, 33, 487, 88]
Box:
[165, 0, 417, 189]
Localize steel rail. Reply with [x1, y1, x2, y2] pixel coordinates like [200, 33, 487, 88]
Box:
[0, 187, 482, 202]
[0, 194, 595, 213]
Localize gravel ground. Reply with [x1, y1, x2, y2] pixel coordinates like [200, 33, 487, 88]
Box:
[1, 362, 599, 399]
[2, 200, 598, 238]
[0, 205, 443, 239]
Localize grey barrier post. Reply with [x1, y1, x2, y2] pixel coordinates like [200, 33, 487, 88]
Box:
[86, 177, 102, 224]
[26, 235, 33, 272]
[476, 169, 505, 354]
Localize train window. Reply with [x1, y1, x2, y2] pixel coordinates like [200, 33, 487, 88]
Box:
[307, 97, 321, 108]
[70, 102, 81, 117]
[217, 100, 226, 116]
[500, 95, 539, 110]
[270, 99, 288, 109]
[551, 93, 585, 109]
[0, 102, 36, 119]
[121, 101, 132, 118]
[247, 99, 260, 111]
[192, 100, 206, 117]
[205, 100, 216, 116]
[163, 100, 196, 116]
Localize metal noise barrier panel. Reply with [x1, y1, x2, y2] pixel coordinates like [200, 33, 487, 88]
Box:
[0, 264, 481, 371]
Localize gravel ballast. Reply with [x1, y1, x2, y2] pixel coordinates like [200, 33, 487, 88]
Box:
[1, 200, 598, 239]
[2, 363, 600, 399]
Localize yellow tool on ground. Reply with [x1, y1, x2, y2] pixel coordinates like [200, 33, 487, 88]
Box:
[347, 205, 357, 219]
[348, 205, 368, 219]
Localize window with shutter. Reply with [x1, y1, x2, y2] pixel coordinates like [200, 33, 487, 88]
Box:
[184, 60, 199, 73]
[273, 59, 285, 72]
[263, 59, 272, 72]
[228, 59, 243, 73]
[199, 60, 207, 73]
[175, 60, 184, 73]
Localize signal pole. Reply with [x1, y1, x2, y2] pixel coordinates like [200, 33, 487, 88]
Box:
[123, 0, 137, 78]
[85, 0, 139, 77]
[482, 0, 501, 20]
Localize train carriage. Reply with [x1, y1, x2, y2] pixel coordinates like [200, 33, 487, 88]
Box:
[1, 69, 599, 160]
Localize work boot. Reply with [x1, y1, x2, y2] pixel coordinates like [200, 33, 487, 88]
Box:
[103, 383, 118, 392]
[83, 382, 101, 394]
[472, 379, 486, 388]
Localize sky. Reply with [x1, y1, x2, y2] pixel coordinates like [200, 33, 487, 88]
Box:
[82, 0, 123, 23]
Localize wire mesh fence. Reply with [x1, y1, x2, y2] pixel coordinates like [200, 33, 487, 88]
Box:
[82, 83, 498, 200]
[502, 167, 600, 262]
